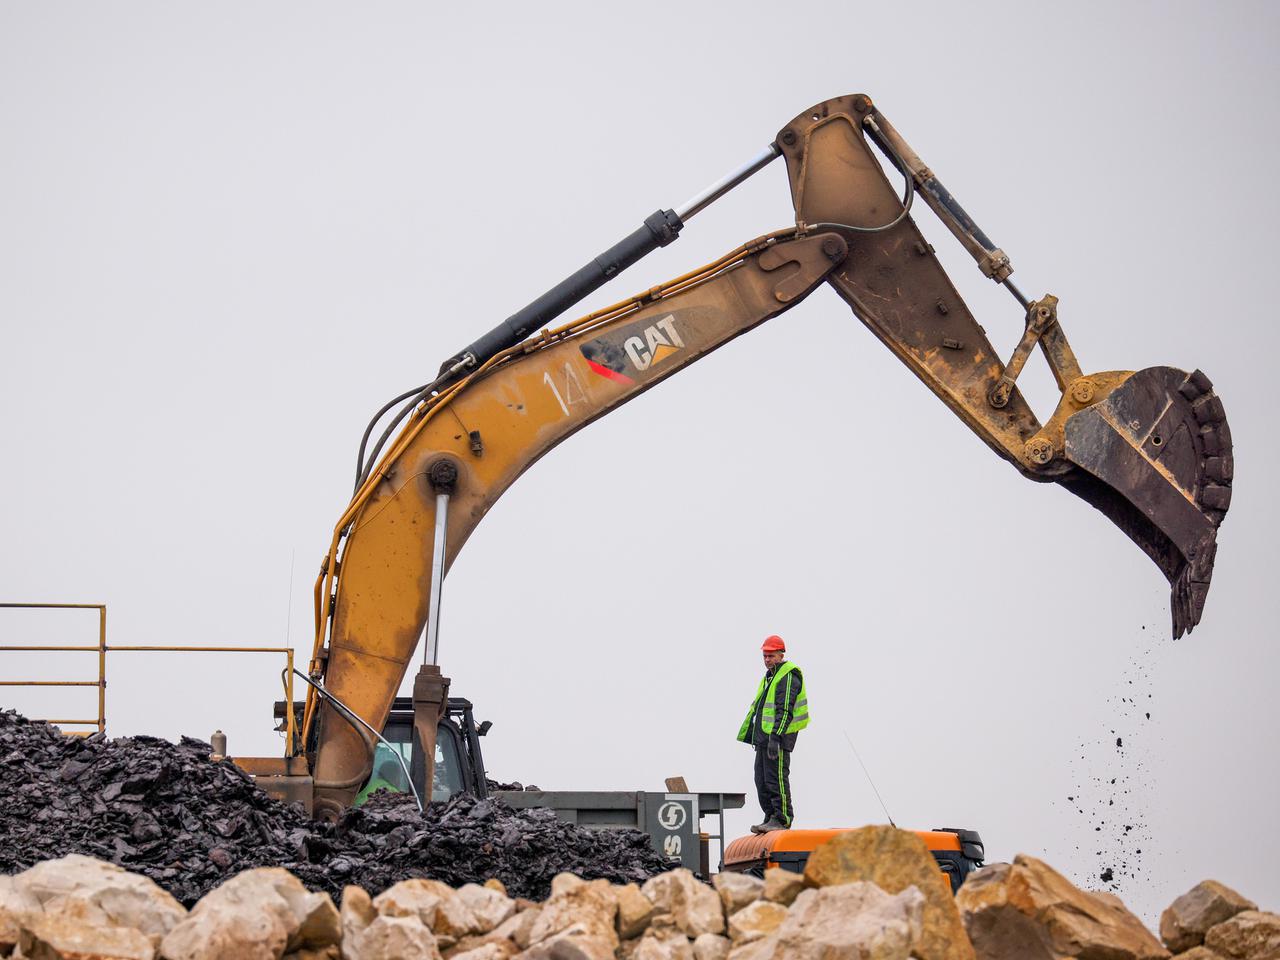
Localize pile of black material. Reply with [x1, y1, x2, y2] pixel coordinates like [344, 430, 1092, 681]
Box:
[0, 711, 672, 905]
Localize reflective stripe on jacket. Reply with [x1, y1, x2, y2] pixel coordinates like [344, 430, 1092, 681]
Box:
[736, 660, 809, 742]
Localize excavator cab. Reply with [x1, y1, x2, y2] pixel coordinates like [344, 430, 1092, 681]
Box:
[352, 696, 489, 806]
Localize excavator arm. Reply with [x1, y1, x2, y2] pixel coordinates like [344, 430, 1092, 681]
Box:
[298, 95, 1232, 818]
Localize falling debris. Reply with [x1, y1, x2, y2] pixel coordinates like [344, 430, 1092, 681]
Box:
[1062, 622, 1168, 893]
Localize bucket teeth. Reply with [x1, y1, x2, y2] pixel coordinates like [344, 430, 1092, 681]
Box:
[1060, 367, 1231, 638]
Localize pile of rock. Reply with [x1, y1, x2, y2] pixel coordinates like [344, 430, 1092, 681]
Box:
[1159, 879, 1277, 959]
[0, 711, 671, 905]
[2, 824, 1273, 960]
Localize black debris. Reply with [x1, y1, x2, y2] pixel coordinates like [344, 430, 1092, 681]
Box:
[0, 711, 672, 906]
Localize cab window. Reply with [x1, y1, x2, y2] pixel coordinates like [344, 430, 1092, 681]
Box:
[354, 722, 463, 805]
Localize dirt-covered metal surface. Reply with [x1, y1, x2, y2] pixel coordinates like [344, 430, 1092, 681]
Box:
[0, 711, 672, 905]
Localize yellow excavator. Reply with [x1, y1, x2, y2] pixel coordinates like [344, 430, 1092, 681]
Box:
[238, 93, 1232, 822]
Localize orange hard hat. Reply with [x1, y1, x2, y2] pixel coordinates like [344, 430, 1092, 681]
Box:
[761, 635, 786, 652]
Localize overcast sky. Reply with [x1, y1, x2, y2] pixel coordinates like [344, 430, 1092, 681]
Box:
[2, 0, 1276, 925]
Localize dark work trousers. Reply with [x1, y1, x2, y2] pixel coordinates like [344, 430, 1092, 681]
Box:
[753, 744, 793, 825]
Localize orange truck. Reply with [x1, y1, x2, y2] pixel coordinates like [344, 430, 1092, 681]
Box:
[722, 828, 986, 894]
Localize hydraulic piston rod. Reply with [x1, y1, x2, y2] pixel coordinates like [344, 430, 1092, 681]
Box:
[439, 145, 781, 378]
[413, 459, 458, 805]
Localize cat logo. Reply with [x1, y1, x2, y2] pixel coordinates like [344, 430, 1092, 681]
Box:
[623, 315, 685, 372]
[580, 314, 685, 385]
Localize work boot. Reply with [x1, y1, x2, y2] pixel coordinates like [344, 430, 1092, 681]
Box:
[750, 821, 772, 835]
[760, 818, 787, 832]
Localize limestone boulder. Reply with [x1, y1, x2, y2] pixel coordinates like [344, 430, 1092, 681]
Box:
[712, 874, 762, 917]
[550, 875, 587, 898]
[802, 825, 973, 960]
[692, 933, 730, 960]
[0, 875, 40, 953]
[20, 896, 156, 960]
[160, 867, 339, 960]
[616, 883, 656, 939]
[340, 885, 377, 942]
[527, 880, 618, 949]
[449, 941, 519, 960]
[641, 870, 723, 938]
[726, 901, 787, 946]
[956, 855, 1169, 960]
[492, 906, 542, 950]
[760, 871, 803, 908]
[457, 884, 517, 934]
[513, 923, 614, 960]
[1203, 910, 1280, 959]
[283, 948, 340, 960]
[728, 881, 924, 960]
[1161, 882, 1258, 953]
[1172, 949, 1226, 960]
[17, 854, 186, 945]
[375, 879, 483, 940]
[632, 922, 694, 960]
[344, 914, 442, 960]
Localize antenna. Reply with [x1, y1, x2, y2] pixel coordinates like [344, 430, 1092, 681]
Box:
[843, 729, 896, 828]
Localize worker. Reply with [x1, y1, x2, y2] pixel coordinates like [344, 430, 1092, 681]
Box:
[736, 634, 809, 832]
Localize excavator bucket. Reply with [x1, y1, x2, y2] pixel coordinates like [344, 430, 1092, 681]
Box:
[1057, 367, 1232, 638]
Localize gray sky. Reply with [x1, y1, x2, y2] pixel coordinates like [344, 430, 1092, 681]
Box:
[2, 0, 1276, 924]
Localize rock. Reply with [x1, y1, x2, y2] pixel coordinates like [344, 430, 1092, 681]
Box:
[547, 934, 618, 960]
[527, 880, 618, 949]
[375, 879, 483, 940]
[21, 896, 157, 960]
[729, 881, 925, 960]
[17, 853, 187, 943]
[727, 901, 788, 945]
[458, 883, 516, 934]
[514, 924, 613, 960]
[485, 879, 509, 897]
[160, 868, 339, 960]
[692, 933, 730, 960]
[551, 875, 587, 897]
[283, 949, 340, 960]
[449, 942, 519, 960]
[1203, 910, 1280, 959]
[344, 914, 442, 960]
[760, 871, 803, 908]
[616, 883, 657, 939]
[0, 875, 40, 952]
[641, 870, 723, 939]
[492, 906, 542, 949]
[633, 923, 695, 960]
[341, 885, 376, 940]
[1161, 882, 1258, 953]
[1173, 949, 1226, 960]
[956, 855, 1169, 960]
[803, 826, 973, 960]
[712, 874, 762, 917]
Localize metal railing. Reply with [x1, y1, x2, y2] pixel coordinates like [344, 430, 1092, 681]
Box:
[0, 603, 106, 732]
[0, 603, 298, 753]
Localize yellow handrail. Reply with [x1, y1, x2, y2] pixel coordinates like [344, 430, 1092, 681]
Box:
[0, 604, 298, 754]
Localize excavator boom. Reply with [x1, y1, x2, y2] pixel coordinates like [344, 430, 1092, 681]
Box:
[298, 94, 1232, 816]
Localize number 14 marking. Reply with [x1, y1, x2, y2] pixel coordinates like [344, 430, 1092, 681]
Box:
[543, 363, 588, 417]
